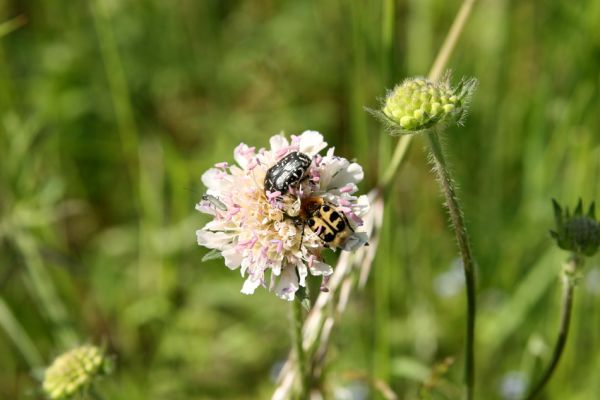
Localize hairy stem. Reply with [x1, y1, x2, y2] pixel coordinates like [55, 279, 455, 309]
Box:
[524, 256, 580, 400]
[426, 129, 477, 400]
[292, 300, 309, 399]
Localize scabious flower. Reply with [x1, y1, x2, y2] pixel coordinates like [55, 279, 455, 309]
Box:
[550, 199, 599, 257]
[43, 345, 110, 400]
[374, 73, 477, 134]
[196, 131, 369, 300]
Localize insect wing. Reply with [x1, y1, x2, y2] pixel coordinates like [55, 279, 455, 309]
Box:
[306, 202, 358, 248]
[264, 152, 311, 194]
[308, 215, 337, 243]
[319, 205, 347, 232]
[273, 158, 306, 190]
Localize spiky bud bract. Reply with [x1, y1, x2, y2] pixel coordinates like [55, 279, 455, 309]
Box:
[550, 199, 600, 257]
[371, 72, 478, 135]
[42, 345, 111, 400]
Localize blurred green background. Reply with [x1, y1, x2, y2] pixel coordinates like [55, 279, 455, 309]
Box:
[1, 0, 599, 399]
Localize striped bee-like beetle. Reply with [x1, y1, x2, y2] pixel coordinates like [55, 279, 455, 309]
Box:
[300, 197, 355, 249]
[264, 152, 312, 195]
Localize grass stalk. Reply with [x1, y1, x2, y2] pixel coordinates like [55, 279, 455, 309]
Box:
[0, 296, 43, 367]
[428, 0, 477, 81]
[90, 0, 152, 291]
[89, 0, 139, 170]
[373, 0, 396, 393]
[426, 128, 477, 400]
[349, 0, 368, 165]
[380, 0, 395, 84]
[292, 299, 309, 399]
[15, 234, 78, 348]
[0, 15, 27, 38]
[524, 256, 580, 400]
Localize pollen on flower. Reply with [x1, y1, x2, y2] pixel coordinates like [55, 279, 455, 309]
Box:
[196, 131, 370, 301]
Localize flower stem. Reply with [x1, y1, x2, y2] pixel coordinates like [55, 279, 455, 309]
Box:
[524, 256, 580, 400]
[292, 299, 309, 400]
[426, 128, 477, 400]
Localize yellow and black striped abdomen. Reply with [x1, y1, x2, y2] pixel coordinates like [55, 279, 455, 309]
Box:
[308, 204, 353, 247]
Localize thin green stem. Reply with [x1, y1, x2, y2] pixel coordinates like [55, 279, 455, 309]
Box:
[0, 296, 43, 367]
[15, 234, 78, 348]
[373, 1, 396, 396]
[379, 135, 411, 189]
[524, 256, 580, 400]
[0, 14, 27, 38]
[349, 0, 368, 165]
[292, 300, 309, 400]
[426, 128, 476, 400]
[90, 0, 139, 171]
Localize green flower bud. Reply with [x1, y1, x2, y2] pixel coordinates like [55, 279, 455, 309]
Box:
[550, 199, 600, 257]
[374, 73, 477, 134]
[43, 345, 111, 399]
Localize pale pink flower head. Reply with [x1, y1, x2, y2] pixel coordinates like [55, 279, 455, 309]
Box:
[196, 131, 369, 300]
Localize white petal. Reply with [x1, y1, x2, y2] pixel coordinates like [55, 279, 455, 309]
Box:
[353, 195, 371, 217]
[297, 262, 308, 287]
[202, 219, 234, 231]
[271, 262, 282, 276]
[275, 266, 299, 301]
[325, 161, 364, 190]
[201, 168, 225, 191]
[241, 276, 261, 295]
[269, 134, 289, 152]
[240, 258, 250, 277]
[298, 131, 327, 156]
[222, 247, 243, 269]
[317, 159, 342, 189]
[195, 202, 216, 216]
[196, 230, 233, 250]
[340, 232, 369, 251]
[345, 162, 364, 183]
[309, 260, 333, 276]
[233, 143, 255, 169]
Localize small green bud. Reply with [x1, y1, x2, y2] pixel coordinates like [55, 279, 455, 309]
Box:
[371, 72, 478, 135]
[550, 199, 600, 257]
[400, 116, 417, 130]
[43, 345, 111, 399]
